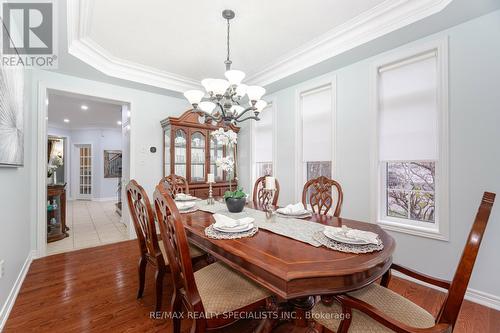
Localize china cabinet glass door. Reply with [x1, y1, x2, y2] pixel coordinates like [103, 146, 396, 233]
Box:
[174, 129, 187, 177]
[190, 131, 205, 183]
[164, 128, 171, 176]
[210, 137, 224, 182]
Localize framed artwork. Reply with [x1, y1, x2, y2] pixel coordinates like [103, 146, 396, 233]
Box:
[104, 150, 122, 178]
[0, 46, 24, 166]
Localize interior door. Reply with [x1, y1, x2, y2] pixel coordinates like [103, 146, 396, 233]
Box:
[75, 144, 92, 200]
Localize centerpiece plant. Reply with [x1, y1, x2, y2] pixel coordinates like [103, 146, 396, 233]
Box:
[212, 128, 246, 212]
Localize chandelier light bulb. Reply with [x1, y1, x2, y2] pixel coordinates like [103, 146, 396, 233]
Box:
[199, 101, 216, 113]
[211, 79, 230, 96]
[247, 86, 266, 102]
[235, 84, 248, 97]
[201, 78, 216, 93]
[184, 90, 204, 105]
[254, 100, 268, 112]
[224, 70, 246, 85]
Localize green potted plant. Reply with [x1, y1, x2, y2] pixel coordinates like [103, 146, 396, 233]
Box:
[224, 187, 247, 213]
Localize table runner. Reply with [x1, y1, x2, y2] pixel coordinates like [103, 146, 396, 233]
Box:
[196, 201, 322, 247]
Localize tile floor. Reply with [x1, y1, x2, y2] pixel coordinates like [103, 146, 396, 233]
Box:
[47, 200, 129, 255]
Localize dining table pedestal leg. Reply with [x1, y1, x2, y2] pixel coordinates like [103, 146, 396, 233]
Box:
[290, 296, 315, 327]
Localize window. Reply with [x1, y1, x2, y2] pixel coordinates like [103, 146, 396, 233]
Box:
[297, 82, 335, 200]
[256, 162, 272, 178]
[252, 101, 274, 180]
[386, 162, 435, 222]
[373, 39, 448, 240]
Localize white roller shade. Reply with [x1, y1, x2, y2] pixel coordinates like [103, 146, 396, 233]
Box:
[379, 53, 438, 161]
[254, 103, 273, 162]
[301, 86, 332, 162]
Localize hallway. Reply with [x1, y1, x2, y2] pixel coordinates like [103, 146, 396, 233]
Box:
[47, 200, 128, 255]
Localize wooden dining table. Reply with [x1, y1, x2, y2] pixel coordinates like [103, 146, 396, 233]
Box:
[182, 202, 396, 326]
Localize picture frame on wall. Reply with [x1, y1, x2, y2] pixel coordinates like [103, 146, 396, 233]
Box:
[0, 37, 24, 167]
[104, 150, 122, 178]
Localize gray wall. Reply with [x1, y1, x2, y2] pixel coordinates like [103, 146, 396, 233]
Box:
[1, 68, 190, 325]
[239, 10, 500, 300]
[0, 70, 33, 325]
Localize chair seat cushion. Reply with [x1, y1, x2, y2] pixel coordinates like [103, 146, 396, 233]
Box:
[158, 240, 204, 262]
[194, 262, 271, 317]
[312, 283, 435, 332]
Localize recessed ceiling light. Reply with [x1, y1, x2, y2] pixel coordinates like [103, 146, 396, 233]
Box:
[117, 120, 122, 125]
[81, 105, 88, 110]
[63, 119, 70, 123]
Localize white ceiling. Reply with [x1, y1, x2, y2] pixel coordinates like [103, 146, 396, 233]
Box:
[67, 0, 500, 93]
[87, 0, 385, 81]
[48, 92, 123, 130]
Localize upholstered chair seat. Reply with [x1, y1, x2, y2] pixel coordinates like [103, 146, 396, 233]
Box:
[158, 241, 204, 261]
[311, 192, 496, 333]
[194, 262, 272, 318]
[312, 283, 435, 332]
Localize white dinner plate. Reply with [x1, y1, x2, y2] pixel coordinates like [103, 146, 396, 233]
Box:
[176, 201, 196, 210]
[323, 229, 370, 245]
[275, 211, 311, 219]
[175, 196, 198, 202]
[213, 223, 254, 233]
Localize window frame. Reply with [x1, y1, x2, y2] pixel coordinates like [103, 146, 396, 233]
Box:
[370, 38, 449, 241]
[294, 76, 337, 202]
[250, 96, 277, 195]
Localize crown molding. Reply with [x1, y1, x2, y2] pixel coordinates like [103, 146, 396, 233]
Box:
[67, 0, 452, 91]
[246, 0, 453, 86]
[67, 0, 202, 93]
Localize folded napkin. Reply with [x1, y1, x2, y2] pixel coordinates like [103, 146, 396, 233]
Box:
[176, 201, 196, 210]
[276, 203, 308, 215]
[213, 214, 254, 229]
[325, 225, 379, 245]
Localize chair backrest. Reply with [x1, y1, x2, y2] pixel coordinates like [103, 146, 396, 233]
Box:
[126, 180, 162, 260]
[437, 192, 496, 329]
[153, 184, 204, 313]
[253, 175, 280, 207]
[159, 174, 190, 198]
[302, 176, 343, 216]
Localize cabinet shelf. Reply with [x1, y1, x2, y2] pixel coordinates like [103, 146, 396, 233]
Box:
[162, 110, 239, 199]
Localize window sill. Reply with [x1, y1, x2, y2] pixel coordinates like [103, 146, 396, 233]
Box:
[377, 219, 449, 242]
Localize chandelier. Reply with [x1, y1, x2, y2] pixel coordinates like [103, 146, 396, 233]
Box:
[183, 9, 267, 125]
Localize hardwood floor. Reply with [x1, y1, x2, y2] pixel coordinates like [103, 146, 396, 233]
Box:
[4, 240, 500, 332]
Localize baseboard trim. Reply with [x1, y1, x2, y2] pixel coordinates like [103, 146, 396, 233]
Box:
[393, 271, 500, 311]
[0, 250, 34, 331]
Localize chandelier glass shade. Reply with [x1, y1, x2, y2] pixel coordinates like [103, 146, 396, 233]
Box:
[184, 10, 267, 125]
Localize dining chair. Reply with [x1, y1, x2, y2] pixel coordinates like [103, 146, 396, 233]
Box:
[310, 191, 496, 333]
[253, 175, 280, 207]
[126, 179, 204, 312]
[153, 184, 276, 333]
[159, 174, 190, 197]
[302, 176, 343, 216]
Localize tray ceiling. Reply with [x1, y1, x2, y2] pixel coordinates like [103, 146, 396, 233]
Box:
[68, 0, 453, 92]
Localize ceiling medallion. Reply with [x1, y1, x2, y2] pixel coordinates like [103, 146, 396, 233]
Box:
[183, 9, 267, 125]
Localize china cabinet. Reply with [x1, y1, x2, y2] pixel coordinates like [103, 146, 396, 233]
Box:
[161, 110, 239, 199]
[47, 183, 68, 242]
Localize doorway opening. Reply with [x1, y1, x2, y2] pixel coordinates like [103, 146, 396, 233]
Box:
[44, 90, 131, 255]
